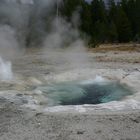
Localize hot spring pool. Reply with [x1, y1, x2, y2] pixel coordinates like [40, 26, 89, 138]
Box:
[37, 79, 133, 106]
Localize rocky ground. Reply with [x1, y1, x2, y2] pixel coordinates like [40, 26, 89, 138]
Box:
[0, 44, 140, 140]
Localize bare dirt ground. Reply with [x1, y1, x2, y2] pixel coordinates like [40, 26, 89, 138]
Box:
[89, 43, 140, 69]
[0, 44, 140, 140]
[1, 104, 140, 140]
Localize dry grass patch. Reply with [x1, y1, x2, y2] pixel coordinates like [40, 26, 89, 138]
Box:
[90, 43, 140, 53]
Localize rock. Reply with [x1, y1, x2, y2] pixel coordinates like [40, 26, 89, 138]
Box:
[77, 130, 85, 135]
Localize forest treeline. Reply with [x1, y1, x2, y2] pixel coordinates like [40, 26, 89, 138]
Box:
[59, 0, 140, 47]
[0, 0, 140, 47]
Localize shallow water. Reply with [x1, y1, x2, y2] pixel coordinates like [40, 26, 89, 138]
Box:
[37, 80, 133, 106]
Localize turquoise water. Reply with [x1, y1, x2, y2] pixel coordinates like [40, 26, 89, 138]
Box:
[37, 81, 133, 106]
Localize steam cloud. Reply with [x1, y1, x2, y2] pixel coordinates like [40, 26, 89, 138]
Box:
[0, 56, 13, 81]
[0, 0, 89, 72]
[43, 11, 89, 70]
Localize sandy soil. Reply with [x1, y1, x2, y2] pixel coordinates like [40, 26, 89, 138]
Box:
[0, 44, 140, 140]
[0, 104, 140, 140]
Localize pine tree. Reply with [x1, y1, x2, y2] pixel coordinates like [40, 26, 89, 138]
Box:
[108, 0, 118, 23]
[116, 6, 132, 42]
[135, 0, 140, 38]
[90, 0, 108, 43]
[60, 0, 84, 21]
[91, 0, 107, 23]
[108, 21, 118, 42]
[121, 0, 136, 39]
[80, 1, 92, 36]
[94, 20, 108, 42]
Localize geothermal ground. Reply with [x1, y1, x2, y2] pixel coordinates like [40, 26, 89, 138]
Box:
[0, 44, 140, 140]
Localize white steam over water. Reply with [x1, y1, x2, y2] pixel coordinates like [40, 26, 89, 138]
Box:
[80, 75, 106, 85]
